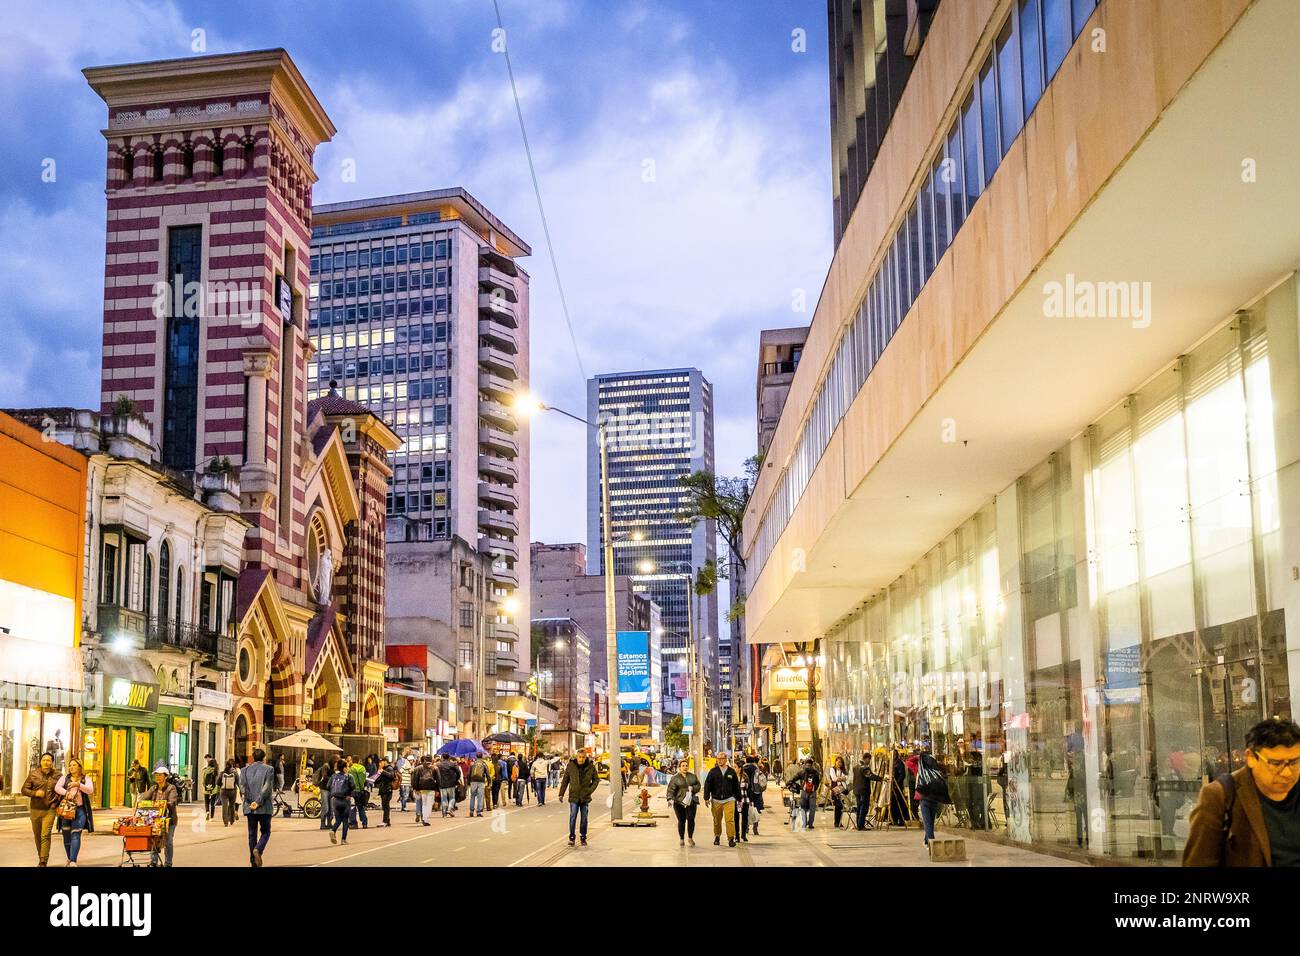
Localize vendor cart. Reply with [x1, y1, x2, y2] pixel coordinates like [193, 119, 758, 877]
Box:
[114, 800, 170, 867]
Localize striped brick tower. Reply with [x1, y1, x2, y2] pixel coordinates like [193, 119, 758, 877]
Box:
[85, 50, 339, 758]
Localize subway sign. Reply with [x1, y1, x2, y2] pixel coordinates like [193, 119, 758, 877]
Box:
[106, 678, 158, 712]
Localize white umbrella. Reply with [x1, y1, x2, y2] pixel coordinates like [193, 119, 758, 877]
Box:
[269, 729, 341, 752]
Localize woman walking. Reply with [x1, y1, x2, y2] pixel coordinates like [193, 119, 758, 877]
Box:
[219, 759, 240, 826]
[202, 756, 220, 819]
[665, 761, 702, 847]
[326, 759, 354, 845]
[827, 754, 849, 829]
[54, 757, 94, 867]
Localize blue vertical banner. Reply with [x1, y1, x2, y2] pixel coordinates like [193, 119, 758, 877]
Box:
[682, 698, 694, 735]
[616, 630, 651, 710]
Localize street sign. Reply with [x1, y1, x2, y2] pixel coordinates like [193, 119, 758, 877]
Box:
[616, 631, 651, 709]
[526, 718, 537, 727]
[683, 698, 693, 735]
[619, 724, 650, 734]
[593, 723, 610, 732]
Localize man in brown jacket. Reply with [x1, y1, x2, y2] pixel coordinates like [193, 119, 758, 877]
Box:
[20, 751, 59, 866]
[1184, 718, 1300, 867]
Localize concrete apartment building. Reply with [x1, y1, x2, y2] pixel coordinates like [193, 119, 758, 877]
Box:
[586, 369, 718, 746]
[530, 542, 662, 739]
[308, 190, 533, 727]
[756, 327, 809, 458]
[745, 0, 1300, 862]
[531, 617, 593, 752]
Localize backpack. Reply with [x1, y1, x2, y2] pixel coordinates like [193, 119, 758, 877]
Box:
[328, 773, 351, 799]
[752, 769, 768, 793]
[510, 762, 519, 782]
[803, 775, 815, 794]
[220, 770, 238, 791]
[470, 760, 486, 783]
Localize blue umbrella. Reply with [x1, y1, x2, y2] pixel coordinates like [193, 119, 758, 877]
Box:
[435, 739, 485, 758]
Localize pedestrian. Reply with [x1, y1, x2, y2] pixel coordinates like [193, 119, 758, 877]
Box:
[506, 754, 522, 806]
[468, 752, 490, 817]
[21, 751, 59, 866]
[398, 753, 413, 813]
[909, 750, 951, 848]
[492, 752, 507, 809]
[744, 752, 767, 835]
[1184, 717, 1300, 866]
[127, 758, 148, 801]
[241, 748, 275, 867]
[703, 751, 742, 847]
[314, 758, 333, 830]
[790, 757, 822, 830]
[827, 754, 849, 829]
[519, 752, 532, 804]
[436, 753, 461, 817]
[366, 753, 380, 776]
[143, 763, 180, 867]
[200, 755, 219, 819]
[735, 761, 752, 842]
[852, 751, 882, 831]
[665, 759, 702, 847]
[274, 754, 287, 795]
[347, 756, 370, 829]
[531, 752, 549, 806]
[326, 759, 353, 845]
[376, 757, 397, 827]
[412, 755, 437, 826]
[559, 749, 599, 847]
[54, 757, 94, 867]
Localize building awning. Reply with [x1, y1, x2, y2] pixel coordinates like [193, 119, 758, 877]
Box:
[0, 635, 82, 691]
[496, 708, 536, 721]
[384, 685, 448, 701]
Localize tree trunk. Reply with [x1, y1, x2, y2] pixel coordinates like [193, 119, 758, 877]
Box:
[803, 640, 825, 770]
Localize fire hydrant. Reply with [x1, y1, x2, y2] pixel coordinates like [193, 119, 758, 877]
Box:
[638, 788, 652, 814]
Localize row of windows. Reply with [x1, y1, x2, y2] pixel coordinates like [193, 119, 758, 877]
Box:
[312, 240, 449, 271]
[314, 270, 450, 299]
[311, 217, 445, 240]
[121, 138, 252, 185]
[751, 0, 1099, 581]
[312, 351, 449, 380]
[309, 299, 450, 328]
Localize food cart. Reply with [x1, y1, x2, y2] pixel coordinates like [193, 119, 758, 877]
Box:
[113, 799, 169, 867]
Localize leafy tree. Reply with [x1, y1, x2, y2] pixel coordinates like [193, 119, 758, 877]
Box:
[664, 714, 689, 753]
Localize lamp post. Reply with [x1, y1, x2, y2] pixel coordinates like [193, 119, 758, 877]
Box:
[514, 393, 624, 822]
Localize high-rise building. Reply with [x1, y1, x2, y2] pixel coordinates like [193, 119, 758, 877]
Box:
[586, 369, 717, 746]
[531, 617, 592, 752]
[745, 0, 1300, 862]
[308, 190, 532, 708]
[757, 327, 808, 457]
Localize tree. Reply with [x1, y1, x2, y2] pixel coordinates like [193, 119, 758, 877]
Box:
[664, 715, 689, 753]
[798, 640, 825, 770]
[678, 455, 761, 619]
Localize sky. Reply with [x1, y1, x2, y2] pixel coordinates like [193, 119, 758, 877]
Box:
[0, 0, 833, 546]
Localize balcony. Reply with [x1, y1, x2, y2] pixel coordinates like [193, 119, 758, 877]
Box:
[489, 563, 519, 588]
[478, 292, 517, 328]
[97, 602, 147, 642]
[494, 647, 521, 671]
[478, 265, 518, 301]
[478, 454, 518, 483]
[478, 399, 517, 430]
[494, 620, 519, 641]
[478, 534, 518, 560]
[478, 346, 517, 380]
[478, 425, 518, 457]
[478, 480, 518, 509]
[478, 319, 517, 353]
[478, 508, 518, 535]
[478, 371, 515, 403]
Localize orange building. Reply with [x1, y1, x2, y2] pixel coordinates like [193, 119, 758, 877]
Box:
[0, 412, 87, 802]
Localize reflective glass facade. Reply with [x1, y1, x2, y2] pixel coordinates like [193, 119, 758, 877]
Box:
[823, 283, 1299, 860]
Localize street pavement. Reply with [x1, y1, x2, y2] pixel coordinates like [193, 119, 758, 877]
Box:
[0, 783, 1078, 867]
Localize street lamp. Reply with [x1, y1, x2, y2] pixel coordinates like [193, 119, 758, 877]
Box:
[639, 558, 705, 778]
[514, 391, 625, 822]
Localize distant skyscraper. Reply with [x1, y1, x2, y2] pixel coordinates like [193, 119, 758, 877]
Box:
[586, 368, 717, 744]
[308, 189, 532, 707]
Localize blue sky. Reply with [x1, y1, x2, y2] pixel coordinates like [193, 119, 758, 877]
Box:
[0, 0, 832, 543]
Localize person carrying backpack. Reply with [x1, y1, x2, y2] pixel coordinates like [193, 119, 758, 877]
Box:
[325, 759, 353, 845]
[908, 750, 951, 848]
[346, 757, 369, 830]
[743, 752, 767, 836]
[1184, 718, 1300, 867]
[411, 755, 437, 826]
[219, 759, 240, 827]
[468, 754, 490, 817]
[790, 757, 822, 830]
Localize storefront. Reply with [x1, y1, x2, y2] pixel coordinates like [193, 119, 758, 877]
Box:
[821, 281, 1300, 861]
[190, 686, 230, 784]
[82, 654, 165, 808]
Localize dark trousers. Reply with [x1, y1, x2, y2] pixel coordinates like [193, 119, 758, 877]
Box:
[854, 792, 869, 830]
[673, 802, 697, 839]
[381, 790, 392, 825]
[491, 779, 502, 808]
[737, 800, 750, 836]
[331, 798, 351, 840]
[568, 801, 589, 839]
[221, 790, 238, 825]
[832, 793, 845, 828]
[246, 813, 271, 855]
[320, 792, 334, 828]
[204, 792, 218, 818]
[919, 798, 938, 843]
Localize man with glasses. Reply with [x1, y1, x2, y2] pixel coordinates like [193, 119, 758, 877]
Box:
[1184, 718, 1300, 867]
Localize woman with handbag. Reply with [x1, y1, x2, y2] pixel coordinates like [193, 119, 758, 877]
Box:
[827, 755, 849, 829]
[54, 757, 94, 866]
[909, 750, 951, 848]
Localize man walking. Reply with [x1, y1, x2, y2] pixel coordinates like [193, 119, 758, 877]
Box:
[346, 756, 369, 829]
[468, 753, 490, 817]
[852, 751, 881, 831]
[20, 751, 58, 866]
[315, 758, 334, 830]
[436, 753, 461, 817]
[1185, 718, 1300, 866]
[241, 748, 275, 867]
[412, 755, 437, 826]
[397, 752, 413, 813]
[790, 757, 822, 830]
[144, 764, 180, 867]
[703, 751, 742, 847]
[531, 752, 550, 806]
[376, 757, 397, 827]
[558, 749, 599, 846]
[492, 752, 508, 810]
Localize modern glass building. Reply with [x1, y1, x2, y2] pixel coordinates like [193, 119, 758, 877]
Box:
[586, 368, 718, 743]
[744, 0, 1300, 861]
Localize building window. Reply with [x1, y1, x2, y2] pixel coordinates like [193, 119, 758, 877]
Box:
[212, 139, 225, 177]
[162, 224, 202, 470]
[460, 602, 475, 628]
[152, 148, 164, 182]
[458, 642, 474, 667]
[157, 542, 171, 624]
